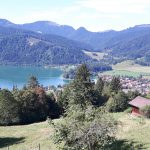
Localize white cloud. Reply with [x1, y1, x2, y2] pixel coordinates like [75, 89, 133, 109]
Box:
[9, 0, 150, 31]
[77, 0, 150, 14]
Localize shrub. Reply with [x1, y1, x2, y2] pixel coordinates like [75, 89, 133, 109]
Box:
[140, 105, 150, 118]
[106, 92, 128, 112]
[124, 107, 132, 113]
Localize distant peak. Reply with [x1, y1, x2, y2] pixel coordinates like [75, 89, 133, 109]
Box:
[134, 24, 150, 28]
[99, 29, 115, 33]
[76, 27, 88, 32]
[31, 21, 60, 26]
[0, 19, 14, 26]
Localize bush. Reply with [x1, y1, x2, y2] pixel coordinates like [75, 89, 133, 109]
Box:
[51, 106, 117, 150]
[124, 107, 132, 113]
[140, 105, 150, 118]
[106, 92, 128, 112]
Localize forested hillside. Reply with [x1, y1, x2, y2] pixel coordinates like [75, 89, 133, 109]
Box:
[0, 26, 92, 65]
[1, 19, 150, 65]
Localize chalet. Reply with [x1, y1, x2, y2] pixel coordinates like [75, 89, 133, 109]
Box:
[129, 96, 150, 116]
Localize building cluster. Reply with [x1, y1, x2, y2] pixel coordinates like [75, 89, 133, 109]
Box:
[100, 75, 150, 95]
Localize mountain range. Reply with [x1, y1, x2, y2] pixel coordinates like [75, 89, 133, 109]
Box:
[0, 21, 92, 65]
[0, 19, 150, 65]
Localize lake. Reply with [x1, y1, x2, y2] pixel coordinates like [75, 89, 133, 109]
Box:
[0, 65, 68, 90]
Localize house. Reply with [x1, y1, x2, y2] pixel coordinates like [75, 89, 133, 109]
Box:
[129, 96, 150, 116]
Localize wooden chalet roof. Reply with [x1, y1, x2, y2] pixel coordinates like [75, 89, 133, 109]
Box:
[129, 96, 150, 108]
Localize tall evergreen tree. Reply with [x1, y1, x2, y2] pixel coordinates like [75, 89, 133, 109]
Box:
[94, 77, 104, 95]
[51, 64, 117, 149]
[27, 76, 39, 89]
[70, 64, 96, 108]
[75, 64, 91, 82]
[110, 76, 121, 93]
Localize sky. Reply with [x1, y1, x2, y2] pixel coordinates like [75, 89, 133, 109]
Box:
[1, 0, 150, 31]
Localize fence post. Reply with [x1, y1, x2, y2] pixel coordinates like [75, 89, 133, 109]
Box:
[38, 143, 40, 150]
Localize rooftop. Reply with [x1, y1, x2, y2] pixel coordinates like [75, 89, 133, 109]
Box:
[129, 96, 150, 108]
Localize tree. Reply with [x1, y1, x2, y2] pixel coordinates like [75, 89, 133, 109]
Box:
[127, 90, 140, 100]
[12, 87, 61, 124]
[0, 89, 20, 125]
[51, 64, 117, 149]
[59, 64, 97, 109]
[106, 91, 128, 112]
[140, 105, 150, 118]
[70, 64, 97, 108]
[57, 85, 71, 109]
[15, 88, 48, 123]
[27, 76, 39, 89]
[51, 106, 117, 150]
[75, 64, 91, 82]
[94, 77, 104, 95]
[110, 76, 121, 93]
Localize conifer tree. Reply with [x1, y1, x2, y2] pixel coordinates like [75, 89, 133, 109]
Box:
[75, 64, 91, 82]
[51, 64, 117, 150]
[94, 77, 104, 95]
[28, 76, 39, 89]
[110, 76, 121, 93]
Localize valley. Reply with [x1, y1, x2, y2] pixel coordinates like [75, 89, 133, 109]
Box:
[1, 0, 150, 149]
[1, 18, 150, 150]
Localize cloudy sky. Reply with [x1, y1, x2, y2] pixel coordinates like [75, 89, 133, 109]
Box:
[1, 0, 150, 31]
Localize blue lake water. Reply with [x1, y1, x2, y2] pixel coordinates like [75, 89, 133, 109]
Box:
[0, 65, 68, 90]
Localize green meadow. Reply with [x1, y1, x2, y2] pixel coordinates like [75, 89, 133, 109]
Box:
[1, 113, 150, 150]
[101, 60, 150, 77]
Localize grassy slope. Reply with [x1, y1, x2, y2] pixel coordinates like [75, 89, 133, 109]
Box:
[83, 50, 106, 61]
[113, 112, 150, 149]
[101, 60, 150, 77]
[0, 121, 57, 150]
[0, 113, 150, 150]
[113, 60, 150, 73]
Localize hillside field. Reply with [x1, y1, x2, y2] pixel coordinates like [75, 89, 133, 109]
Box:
[101, 60, 150, 77]
[0, 113, 150, 150]
[0, 121, 57, 150]
[83, 50, 106, 61]
[112, 113, 150, 149]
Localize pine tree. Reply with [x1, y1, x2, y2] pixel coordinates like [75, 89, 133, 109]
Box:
[27, 76, 39, 89]
[69, 64, 96, 109]
[51, 64, 117, 149]
[75, 64, 91, 82]
[110, 76, 121, 93]
[94, 77, 104, 95]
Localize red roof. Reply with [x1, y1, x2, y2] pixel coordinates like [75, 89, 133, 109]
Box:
[129, 96, 150, 108]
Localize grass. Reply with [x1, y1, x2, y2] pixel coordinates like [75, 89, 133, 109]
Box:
[83, 50, 106, 61]
[113, 60, 150, 73]
[0, 121, 57, 150]
[101, 60, 150, 77]
[1, 113, 150, 150]
[113, 112, 150, 149]
[101, 70, 141, 77]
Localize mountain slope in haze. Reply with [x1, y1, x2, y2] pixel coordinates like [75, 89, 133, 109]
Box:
[1, 19, 150, 65]
[21, 21, 118, 50]
[105, 26, 150, 58]
[0, 19, 117, 50]
[0, 26, 93, 65]
[19, 20, 150, 61]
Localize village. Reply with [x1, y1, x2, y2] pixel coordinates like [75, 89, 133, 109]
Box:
[99, 75, 150, 95]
